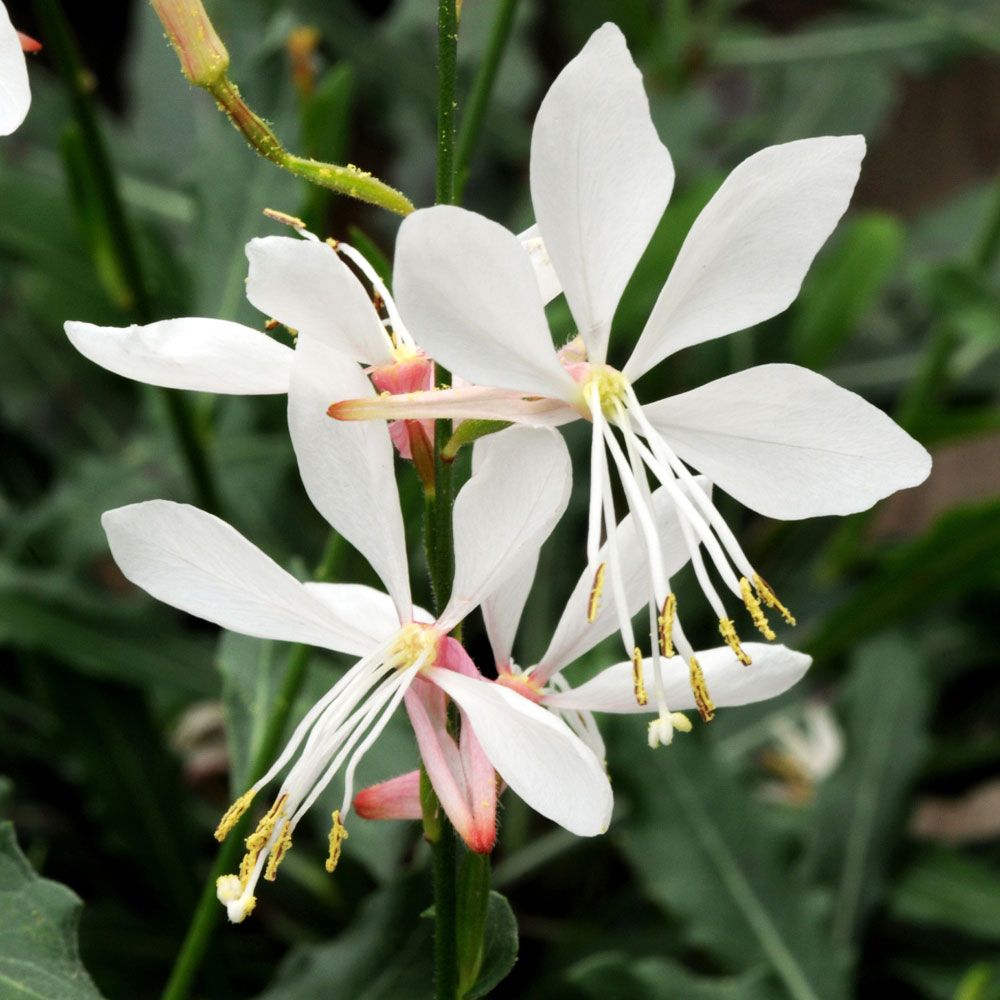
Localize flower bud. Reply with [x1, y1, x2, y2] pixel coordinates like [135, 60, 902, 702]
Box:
[151, 0, 229, 87]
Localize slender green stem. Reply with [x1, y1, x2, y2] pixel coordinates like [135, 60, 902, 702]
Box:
[431, 811, 459, 1000]
[160, 534, 340, 1000]
[436, 0, 459, 206]
[454, 0, 519, 201]
[33, 0, 222, 515]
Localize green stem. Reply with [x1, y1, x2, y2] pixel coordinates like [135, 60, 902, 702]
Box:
[431, 809, 459, 1000]
[33, 0, 222, 515]
[454, 0, 519, 201]
[436, 0, 459, 207]
[160, 534, 340, 1000]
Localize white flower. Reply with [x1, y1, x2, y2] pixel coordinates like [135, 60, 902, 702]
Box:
[330, 22, 931, 672]
[102, 355, 611, 921]
[1, 2, 33, 136]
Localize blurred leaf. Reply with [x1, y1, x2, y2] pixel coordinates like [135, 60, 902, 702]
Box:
[790, 214, 905, 369]
[567, 950, 774, 1000]
[806, 634, 929, 947]
[464, 891, 518, 1000]
[890, 847, 1000, 942]
[300, 63, 354, 231]
[254, 874, 432, 1000]
[617, 736, 849, 1000]
[0, 821, 104, 999]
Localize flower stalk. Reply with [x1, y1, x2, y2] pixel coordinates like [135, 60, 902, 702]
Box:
[150, 0, 414, 216]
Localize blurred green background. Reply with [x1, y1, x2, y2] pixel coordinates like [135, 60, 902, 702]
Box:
[1, 0, 999, 997]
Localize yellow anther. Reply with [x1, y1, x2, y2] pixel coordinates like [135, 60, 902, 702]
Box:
[688, 657, 716, 723]
[719, 618, 752, 667]
[244, 794, 288, 855]
[264, 821, 293, 882]
[740, 576, 776, 640]
[325, 810, 349, 874]
[631, 647, 648, 707]
[214, 789, 256, 843]
[753, 574, 796, 626]
[657, 593, 676, 657]
[389, 623, 440, 672]
[263, 207, 306, 230]
[587, 562, 606, 623]
[583, 366, 629, 418]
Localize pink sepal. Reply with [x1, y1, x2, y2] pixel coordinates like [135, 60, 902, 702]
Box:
[353, 771, 422, 820]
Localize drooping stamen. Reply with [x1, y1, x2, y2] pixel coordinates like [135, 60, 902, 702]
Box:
[334, 241, 415, 350]
[719, 618, 752, 666]
[631, 647, 648, 706]
[688, 657, 716, 723]
[585, 384, 609, 604]
[325, 809, 349, 874]
[740, 576, 776, 640]
[599, 473, 637, 656]
[215, 789, 256, 842]
[587, 562, 606, 624]
[264, 820, 293, 881]
[658, 593, 676, 658]
[754, 574, 797, 626]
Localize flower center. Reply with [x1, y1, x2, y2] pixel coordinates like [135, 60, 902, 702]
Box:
[495, 669, 544, 703]
[579, 364, 630, 419]
[389, 622, 440, 672]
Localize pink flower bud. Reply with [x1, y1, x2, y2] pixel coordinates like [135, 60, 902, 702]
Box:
[151, 0, 229, 87]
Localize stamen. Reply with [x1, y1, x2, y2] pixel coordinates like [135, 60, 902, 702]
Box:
[719, 618, 752, 666]
[325, 810, 349, 874]
[215, 789, 255, 842]
[264, 820, 293, 881]
[658, 593, 676, 658]
[688, 657, 716, 723]
[586, 386, 608, 574]
[631, 647, 648, 706]
[244, 794, 288, 857]
[740, 576, 776, 640]
[754, 574, 797, 626]
[587, 562, 606, 623]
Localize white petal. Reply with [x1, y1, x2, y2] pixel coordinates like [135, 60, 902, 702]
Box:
[65, 319, 293, 394]
[530, 23, 673, 365]
[304, 583, 433, 646]
[643, 364, 931, 519]
[102, 501, 379, 656]
[625, 136, 865, 380]
[427, 668, 612, 836]
[439, 426, 571, 632]
[517, 223, 561, 306]
[245, 236, 393, 365]
[394, 206, 577, 400]
[473, 435, 541, 668]
[288, 335, 411, 617]
[533, 479, 709, 681]
[0, 5, 30, 136]
[545, 643, 811, 714]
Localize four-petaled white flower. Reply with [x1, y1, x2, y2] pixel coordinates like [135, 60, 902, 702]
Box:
[330, 22, 931, 682]
[1, 1, 35, 136]
[103, 355, 612, 921]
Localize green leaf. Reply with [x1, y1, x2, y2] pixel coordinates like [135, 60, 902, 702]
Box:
[805, 633, 929, 947]
[617, 735, 849, 1000]
[790, 214, 904, 369]
[463, 891, 518, 1000]
[0, 822, 104, 999]
[254, 875, 433, 1000]
[567, 951, 774, 1000]
[890, 848, 1000, 942]
[457, 851, 491, 996]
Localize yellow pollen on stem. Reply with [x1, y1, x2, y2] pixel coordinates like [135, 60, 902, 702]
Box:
[214, 789, 255, 842]
[740, 576, 776, 640]
[264, 820, 293, 882]
[753, 574, 797, 626]
[325, 810, 349, 874]
[719, 618, 752, 667]
[658, 593, 677, 658]
[688, 657, 716, 723]
[587, 562, 606, 623]
[631, 647, 648, 707]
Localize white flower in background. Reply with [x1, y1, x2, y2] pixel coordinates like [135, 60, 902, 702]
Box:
[104, 417, 611, 923]
[331, 22, 931, 674]
[1, 2, 36, 136]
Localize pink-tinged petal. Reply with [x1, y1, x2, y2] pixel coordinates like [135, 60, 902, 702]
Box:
[330, 385, 579, 427]
[517, 224, 561, 306]
[642, 364, 931, 519]
[533, 479, 709, 683]
[394, 206, 578, 400]
[625, 136, 865, 380]
[530, 23, 673, 365]
[65, 319, 293, 394]
[353, 771, 422, 821]
[368, 354, 434, 395]
[0, 3, 30, 135]
[427, 667, 613, 837]
[289, 336, 412, 618]
[245, 236, 393, 365]
[102, 501, 381, 656]
[459, 716, 498, 854]
[436, 635, 481, 679]
[438, 427, 571, 633]
[544, 643, 812, 714]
